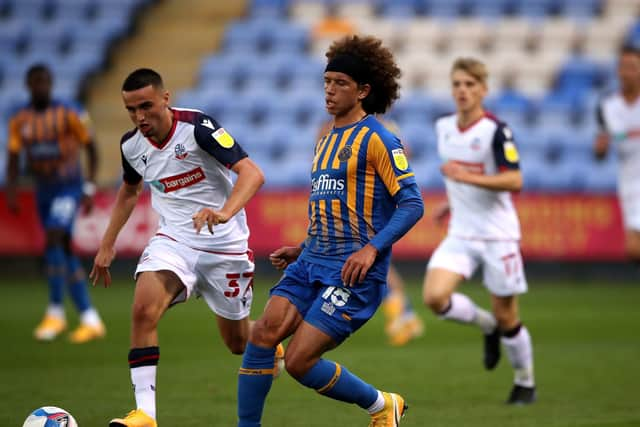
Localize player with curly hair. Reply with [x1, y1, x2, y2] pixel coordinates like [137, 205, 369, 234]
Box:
[236, 35, 424, 426]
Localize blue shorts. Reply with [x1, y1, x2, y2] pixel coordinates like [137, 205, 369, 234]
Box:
[36, 182, 83, 233]
[270, 258, 386, 344]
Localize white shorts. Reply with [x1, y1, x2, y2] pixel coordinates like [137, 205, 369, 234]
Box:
[135, 236, 254, 320]
[427, 236, 528, 296]
[619, 191, 640, 231]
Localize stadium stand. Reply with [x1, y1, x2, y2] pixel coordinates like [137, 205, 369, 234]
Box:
[0, 0, 152, 182]
[166, 0, 637, 191]
[1, 0, 638, 191]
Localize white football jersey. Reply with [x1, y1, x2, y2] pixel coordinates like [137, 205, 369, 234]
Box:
[436, 113, 521, 240]
[120, 108, 250, 252]
[597, 92, 640, 198]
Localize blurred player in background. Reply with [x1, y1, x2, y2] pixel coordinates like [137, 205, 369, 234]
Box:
[5, 63, 105, 343]
[423, 58, 536, 404]
[90, 68, 267, 427]
[594, 45, 640, 266]
[316, 117, 424, 347]
[236, 35, 423, 427]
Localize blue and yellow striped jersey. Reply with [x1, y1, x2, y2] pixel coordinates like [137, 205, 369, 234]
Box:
[300, 115, 417, 278]
[7, 99, 92, 183]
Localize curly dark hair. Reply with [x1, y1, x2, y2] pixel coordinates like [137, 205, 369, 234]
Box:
[325, 35, 401, 114]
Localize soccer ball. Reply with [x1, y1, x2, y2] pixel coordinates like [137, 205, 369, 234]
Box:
[22, 406, 78, 427]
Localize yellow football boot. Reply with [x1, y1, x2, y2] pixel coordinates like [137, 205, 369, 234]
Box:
[382, 294, 404, 335]
[109, 409, 157, 427]
[34, 315, 66, 341]
[388, 313, 424, 347]
[369, 392, 407, 427]
[273, 342, 285, 378]
[69, 321, 106, 343]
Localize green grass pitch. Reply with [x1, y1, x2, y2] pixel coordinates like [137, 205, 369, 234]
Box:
[1, 274, 639, 426]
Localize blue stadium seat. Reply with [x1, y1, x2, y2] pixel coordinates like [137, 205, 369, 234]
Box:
[377, 0, 421, 17]
[561, 0, 601, 18]
[389, 92, 433, 125]
[398, 122, 437, 161]
[541, 161, 586, 191]
[468, 0, 506, 19]
[0, 19, 30, 54]
[521, 156, 546, 191]
[511, 0, 559, 17]
[25, 20, 72, 54]
[10, 0, 56, 21]
[223, 19, 308, 55]
[249, 0, 289, 18]
[554, 56, 605, 94]
[412, 156, 445, 190]
[53, 0, 93, 21]
[427, 0, 467, 17]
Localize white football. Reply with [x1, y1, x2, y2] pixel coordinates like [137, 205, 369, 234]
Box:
[22, 406, 78, 427]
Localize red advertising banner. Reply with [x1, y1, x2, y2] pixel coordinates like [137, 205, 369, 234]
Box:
[0, 190, 626, 260]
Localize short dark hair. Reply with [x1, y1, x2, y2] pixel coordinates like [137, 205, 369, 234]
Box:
[122, 68, 164, 91]
[325, 35, 401, 115]
[620, 44, 640, 57]
[25, 63, 51, 83]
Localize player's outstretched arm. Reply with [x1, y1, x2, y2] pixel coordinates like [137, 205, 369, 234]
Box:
[225, 157, 265, 218]
[593, 133, 610, 160]
[269, 246, 303, 270]
[90, 181, 142, 287]
[80, 140, 99, 214]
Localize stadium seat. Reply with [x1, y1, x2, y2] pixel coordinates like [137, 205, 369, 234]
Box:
[249, 0, 289, 18]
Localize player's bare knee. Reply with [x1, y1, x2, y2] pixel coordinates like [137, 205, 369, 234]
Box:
[131, 301, 161, 329]
[249, 318, 280, 348]
[423, 289, 449, 313]
[494, 311, 519, 331]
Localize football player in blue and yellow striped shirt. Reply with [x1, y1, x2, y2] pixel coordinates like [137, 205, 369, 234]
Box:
[5, 64, 105, 343]
[237, 35, 424, 427]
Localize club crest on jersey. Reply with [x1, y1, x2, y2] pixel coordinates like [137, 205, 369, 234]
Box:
[338, 145, 352, 162]
[392, 148, 409, 171]
[470, 138, 482, 151]
[174, 143, 188, 160]
[212, 128, 235, 148]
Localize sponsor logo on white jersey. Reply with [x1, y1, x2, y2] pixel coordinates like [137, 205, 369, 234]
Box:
[151, 167, 206, 193]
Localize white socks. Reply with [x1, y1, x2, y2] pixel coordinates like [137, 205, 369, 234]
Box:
[46, 304, 65, 319]
[502, 326, 535, 387]
[131, 366, 157, 419]
[440, 293, 497, 334]
[80, 307, 102, 326]
[366, 391, 385, 414]
[441, 294, 535, 387]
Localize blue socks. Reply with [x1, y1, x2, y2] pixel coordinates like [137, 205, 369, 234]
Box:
[45, 246, 65, 305]
[66, 254, 91, 312]
[237, 343, 275, 427]
[237, 346, 378, 427]
[298, 359, 378, 409]
[45, 246, 93, 313]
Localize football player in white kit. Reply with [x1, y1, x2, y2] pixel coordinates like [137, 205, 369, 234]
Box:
[422, 58, 536, 404]
[90, 69, 266, 427]
[594, 45, 640, 264]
